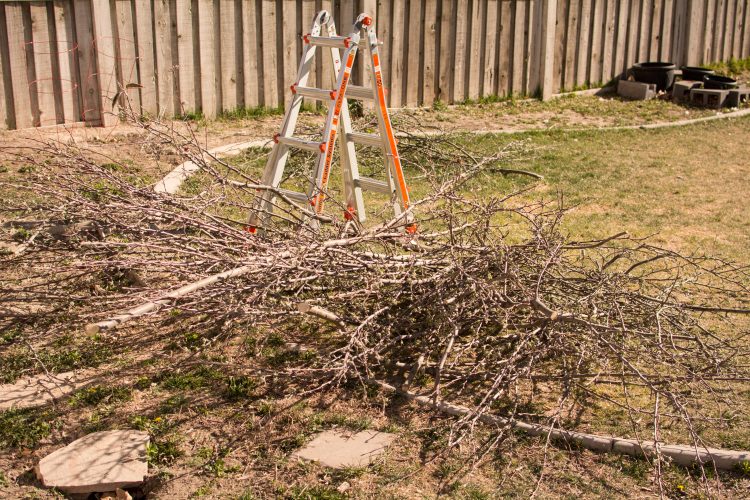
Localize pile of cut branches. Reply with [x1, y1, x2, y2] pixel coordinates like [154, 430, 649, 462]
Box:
[1, 115, 749, 492]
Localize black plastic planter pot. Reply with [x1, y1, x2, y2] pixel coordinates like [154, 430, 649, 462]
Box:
[629, 62, 676, 91]
[680, 66, 714, 81]
[703, 74, 738, 90]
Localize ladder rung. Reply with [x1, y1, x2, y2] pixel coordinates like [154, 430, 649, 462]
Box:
[293, 85, 375, 102]
[276, 188, 310, 204]
[306, 35, 354, 49]
[294, 86, 333, 101]
[347, 132, 382, 148]
[346, 85, 375, 100]
[277, 136, 324, 153]
[357, 177, 391, 194]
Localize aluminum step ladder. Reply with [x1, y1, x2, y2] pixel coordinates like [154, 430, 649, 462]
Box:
[248, 10, 414, 234]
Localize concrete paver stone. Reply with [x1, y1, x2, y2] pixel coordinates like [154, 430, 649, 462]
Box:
[292, 430, 396, 468]
[35, 430, 149, 494]
[0, 371, 79, 410]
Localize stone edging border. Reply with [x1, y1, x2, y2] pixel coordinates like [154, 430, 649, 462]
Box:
[153, 107, 750, 195]
[154, 139, 271, 194]
[370, 379, 750, 471]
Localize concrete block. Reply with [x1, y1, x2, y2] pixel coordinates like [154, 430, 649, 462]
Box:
[612, 438, 655, 457]
[702, 447, 750, 470]
[617, 79, 657, 100]
[518, 422, 547, 437]
[672, 80, 702, 103]
[660, 444, 750, 470]
[660, 444, 702, 466]
[610, 441, 750, 470]
[690, 88, 729, 108]
[565, 431, 614, 452]
[728, 88, 750, 108]
[611, 439, 637, 456]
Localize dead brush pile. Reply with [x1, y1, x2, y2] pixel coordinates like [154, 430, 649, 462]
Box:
[1, 118, 749, 490]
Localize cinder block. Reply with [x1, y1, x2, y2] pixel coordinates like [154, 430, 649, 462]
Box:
[728, 88, 750, 107]
[617, 79, 657, 100]
[690, 88, 729, 108]
[672, 80, 702, 103]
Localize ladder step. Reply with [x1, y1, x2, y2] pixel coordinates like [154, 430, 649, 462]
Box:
[346, 85, 375, 100]
[277, 136, 324, 153]
[306, 35, 355, 49]
[293, 85, 375, 102]
[347, 132, 382, 148]
[294, 86, 332, 101]
[357, 176, 391, 194]
[276, 188, 310, 204]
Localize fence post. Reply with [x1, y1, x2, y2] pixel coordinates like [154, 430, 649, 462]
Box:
[540, 0, 558, 99]
[91, 0, 119, 126]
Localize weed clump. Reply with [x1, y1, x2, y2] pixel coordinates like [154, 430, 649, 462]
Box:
[0, 409, 56, 449]
[70, 385, 132, 407]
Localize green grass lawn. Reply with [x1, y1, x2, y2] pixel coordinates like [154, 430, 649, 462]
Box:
[412, 115, 750, 262]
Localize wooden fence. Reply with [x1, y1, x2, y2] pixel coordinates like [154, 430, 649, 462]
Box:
[1, 0, 749, 130]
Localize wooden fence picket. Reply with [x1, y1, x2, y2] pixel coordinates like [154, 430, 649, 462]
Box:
[1, 0, 749, 129]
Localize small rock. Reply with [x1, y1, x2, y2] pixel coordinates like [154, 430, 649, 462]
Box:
[292, 430, 396, 468]
[336, 481, 351, 493]
[35, 430, 149, 494]
[119, 491, 133, 500]
[285, 342, 307, 353]
[101, 489, 133, 500]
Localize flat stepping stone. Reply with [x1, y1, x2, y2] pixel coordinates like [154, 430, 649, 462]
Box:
[292, 430, 396, 468]
[35, 430, 149, 494]
[0, 371, 79, 410]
